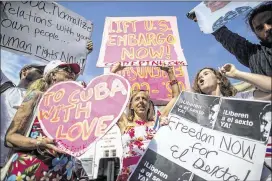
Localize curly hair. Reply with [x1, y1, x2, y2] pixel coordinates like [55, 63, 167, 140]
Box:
[246, 2, 272, 32]
[25, 78, 48, 96]
[192, 67, 237, 97]
[127, 90, 155, 122]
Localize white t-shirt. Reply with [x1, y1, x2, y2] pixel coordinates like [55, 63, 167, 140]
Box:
[0, 71, 26, 167]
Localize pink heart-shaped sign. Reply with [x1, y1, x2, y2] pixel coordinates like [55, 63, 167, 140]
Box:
[37, 74, 130, 157]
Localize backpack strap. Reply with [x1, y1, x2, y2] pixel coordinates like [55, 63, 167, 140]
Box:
[1, 81, 15, 94]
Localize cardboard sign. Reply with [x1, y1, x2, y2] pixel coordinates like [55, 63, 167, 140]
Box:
[97, 16, 187, 67]
[189, 2, 262, 33]
[0, 1, 93, 72]
[105, 66, 190, 105]
[130, 92, 270, 181]
[37, 74, 130, 157]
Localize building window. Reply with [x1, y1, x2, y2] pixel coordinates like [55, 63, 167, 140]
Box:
[111, 149, 116, 157]
[104, 150, 109, 157]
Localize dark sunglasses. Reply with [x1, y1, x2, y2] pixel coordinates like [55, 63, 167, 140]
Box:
[23, 66, 43, 74]
[58, 65, 73, 73]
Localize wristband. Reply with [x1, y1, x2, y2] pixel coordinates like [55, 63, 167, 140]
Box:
[170, 80, 178, 86]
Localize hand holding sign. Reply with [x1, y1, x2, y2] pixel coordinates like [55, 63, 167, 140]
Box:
[37, 74, 130, 157]
[111, 62, 125, 73]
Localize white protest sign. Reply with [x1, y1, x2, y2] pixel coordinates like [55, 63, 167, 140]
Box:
[129, 92, 270, 181]
[0, 1, 93, 72]
[129, 118, 267, 181]
[189, 1, 262, 34]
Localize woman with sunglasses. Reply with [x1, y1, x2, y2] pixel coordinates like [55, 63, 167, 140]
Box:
[111, 63, 181, 181]
[3, 60, 89, 181]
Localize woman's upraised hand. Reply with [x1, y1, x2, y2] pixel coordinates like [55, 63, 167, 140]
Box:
[159, 63, 172, 73]
[111, 62, 125, 73]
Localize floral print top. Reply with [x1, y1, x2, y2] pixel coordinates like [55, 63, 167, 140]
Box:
[122, 120, 157, 158]
[117, 120, 158, 181]
[3, 118, 88, 181]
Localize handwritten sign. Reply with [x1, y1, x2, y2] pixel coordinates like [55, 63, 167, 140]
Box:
[188, 2, 262, 33]
[97, 16, 187, 67]
[105, 66, 190, 105]
[37, 74, 130, 157]
[130, 92, 270, 181]
[0, 1, 93, 72]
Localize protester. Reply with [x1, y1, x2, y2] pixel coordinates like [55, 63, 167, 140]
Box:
[17, 64, 45, 89]
[3, 60, 90, 181]
[0, 40, 93, 170]
[193, 66, 271, 100]
[192, 66, 271, 181]
[0, 65, 44, 168]
[189, 2, 272, 76]
[111, 63, 180, 181]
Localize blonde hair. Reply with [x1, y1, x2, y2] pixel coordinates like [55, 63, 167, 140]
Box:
[25, 78, 48, 95]
[127, 90, 155, 122]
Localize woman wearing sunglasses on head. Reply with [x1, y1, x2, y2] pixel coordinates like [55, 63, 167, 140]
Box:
[3, 60, 89, 181]
[111, 62, 181, 181]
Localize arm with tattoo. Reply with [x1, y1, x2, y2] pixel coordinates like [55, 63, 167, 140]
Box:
[5, 91, 51, 150]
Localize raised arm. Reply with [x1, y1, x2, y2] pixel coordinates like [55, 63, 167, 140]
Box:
[116, 113, 129, 134]
[220, 64, 272, 92]
[160, 66, 181, 117]
[212, 26, 257, 68]
[111, 62, 125, 74]
[188, 13, 257, 68]
[5, 91, 61, 152]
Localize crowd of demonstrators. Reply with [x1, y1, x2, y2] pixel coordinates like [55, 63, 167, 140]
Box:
[189, 2, 272, 76]
[0, 2, 271, 181]
[111, 63, 180, 181]
[0, 41, 93, 170]
[3, 60, 89, 181]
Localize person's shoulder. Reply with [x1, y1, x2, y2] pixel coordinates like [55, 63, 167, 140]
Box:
[4, 86, 24, 98]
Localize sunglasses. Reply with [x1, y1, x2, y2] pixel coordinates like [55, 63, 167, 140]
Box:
[23, 66, 43, 74]
[58, 65, 73, 74]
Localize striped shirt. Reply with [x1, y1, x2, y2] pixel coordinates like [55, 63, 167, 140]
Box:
[213, 26, 272, 76]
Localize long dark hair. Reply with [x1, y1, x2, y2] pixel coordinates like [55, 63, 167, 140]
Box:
[246, 2, 272, 32]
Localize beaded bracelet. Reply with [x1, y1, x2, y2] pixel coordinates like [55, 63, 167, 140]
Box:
[170, 79, 178, 86]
